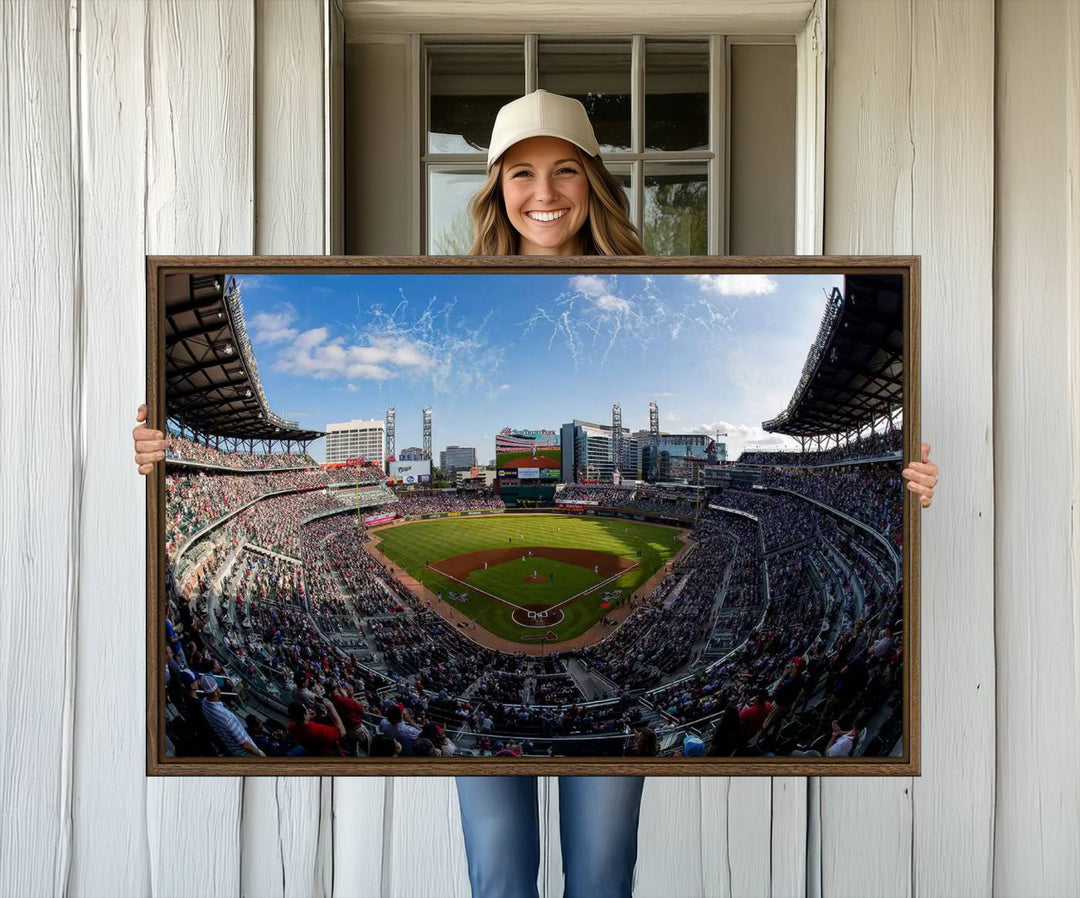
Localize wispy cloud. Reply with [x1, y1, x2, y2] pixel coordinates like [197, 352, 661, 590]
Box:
[684, 274, 779, 297]
[350, 293, 504, 395]
[570, 275, 632, 313]
[487, 383, 512, 400]
[521, 274, 738, 368]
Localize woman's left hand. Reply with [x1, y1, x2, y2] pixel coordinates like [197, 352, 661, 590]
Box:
[902, 442, 938, 508]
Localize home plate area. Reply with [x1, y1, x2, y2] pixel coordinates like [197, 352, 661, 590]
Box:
[428, 545, 636, 626]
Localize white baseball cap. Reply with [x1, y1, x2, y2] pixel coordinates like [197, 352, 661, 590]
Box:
[486, 90, 601, 169]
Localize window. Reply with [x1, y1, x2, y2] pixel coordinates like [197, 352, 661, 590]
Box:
[424, 36, 755, 256]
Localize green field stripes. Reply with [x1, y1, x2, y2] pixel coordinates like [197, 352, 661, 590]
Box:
[467, 558, 598, 606]
[371, 514, 684, 643]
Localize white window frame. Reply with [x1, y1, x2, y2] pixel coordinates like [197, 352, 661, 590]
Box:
[407, 0, 825, 256]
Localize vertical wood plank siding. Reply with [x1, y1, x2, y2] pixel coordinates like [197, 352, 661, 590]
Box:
[243, 2, 330, 897]
[0, 2, 78, 895]
[143, 1, 254, 893]
[1, 2, 1076, 897]
[823, 2, 996, 897]
[993, 1, 1080, 894]
[71, 1, 152, 894]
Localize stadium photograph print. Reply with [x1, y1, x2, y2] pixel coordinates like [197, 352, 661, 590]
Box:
[143, 254, 926, 777]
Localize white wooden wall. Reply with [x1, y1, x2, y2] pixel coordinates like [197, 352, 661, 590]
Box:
[1, 1, 1077, 896]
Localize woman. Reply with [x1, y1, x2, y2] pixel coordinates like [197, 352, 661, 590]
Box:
[133, 89, 940, 898]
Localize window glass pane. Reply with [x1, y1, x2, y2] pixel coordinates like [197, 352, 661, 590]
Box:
[428, 44, 524, 154]
[643, 163, 708, 255]
[428, 167, 487, 254]
[645, 40, 709, 152]
[538, 40, 631, 153]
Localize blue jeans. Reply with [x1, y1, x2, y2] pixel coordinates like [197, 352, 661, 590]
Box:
[455, 776, 645, 898]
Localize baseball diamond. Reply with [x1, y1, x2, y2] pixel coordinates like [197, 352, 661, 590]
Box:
[367, 514, 684, 642]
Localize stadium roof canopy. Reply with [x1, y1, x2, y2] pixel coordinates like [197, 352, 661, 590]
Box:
[763, 273, 903, 439]
[164, 273, 323, 444]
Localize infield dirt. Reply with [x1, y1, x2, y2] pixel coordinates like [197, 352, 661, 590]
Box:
[363, 516, 694, 655]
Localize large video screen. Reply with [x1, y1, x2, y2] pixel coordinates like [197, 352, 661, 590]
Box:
[496, 428, 561, 481]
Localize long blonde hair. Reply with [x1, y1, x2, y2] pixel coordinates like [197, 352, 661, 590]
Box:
[468, 151, 645, 256]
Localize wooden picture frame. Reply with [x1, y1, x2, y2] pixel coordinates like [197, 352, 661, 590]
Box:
[147, 255, 920, 776]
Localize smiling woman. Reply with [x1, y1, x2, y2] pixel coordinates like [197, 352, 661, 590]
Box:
[467, 90, 644, 256]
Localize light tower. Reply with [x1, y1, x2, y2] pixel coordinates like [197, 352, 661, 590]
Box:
[648, 400, 660, 481]
[422, 407, 432, 460]
[385, 406, 396, 465]
[611, 403, 623, 484]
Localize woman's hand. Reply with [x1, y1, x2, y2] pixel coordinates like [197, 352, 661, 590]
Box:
[133, 403, 166, 474]
[902, 442, 938, 508]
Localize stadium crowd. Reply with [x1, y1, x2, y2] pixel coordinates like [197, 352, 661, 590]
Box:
[758, 464, 903, 544]
[736, 427, 902, 467]
[166, 433, 316, 470]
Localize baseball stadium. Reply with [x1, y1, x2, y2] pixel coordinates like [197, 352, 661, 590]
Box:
[162, 272, 906, 762]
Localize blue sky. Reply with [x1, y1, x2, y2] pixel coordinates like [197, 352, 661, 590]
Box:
[233, 272, 842, 463]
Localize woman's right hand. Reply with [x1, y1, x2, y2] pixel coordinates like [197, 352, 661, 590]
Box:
[133, 403, 166, 474]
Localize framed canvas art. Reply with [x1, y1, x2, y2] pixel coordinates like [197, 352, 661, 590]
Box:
[146, 256, 920, 776]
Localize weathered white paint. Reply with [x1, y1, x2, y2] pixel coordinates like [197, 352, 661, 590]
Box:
[143, 2, 254, 895]
[70, 1, 152, 896]
[823, 6, 917, 889]
[1, 2, 1076, 898]
[823, 4, 996, 898]
[794, 0, 825, 255]
[0, 2, 78, 897]
[244, 3, 329, 896]
[994, 1, 1080, 894]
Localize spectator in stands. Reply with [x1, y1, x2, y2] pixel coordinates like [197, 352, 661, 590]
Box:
[420, 722, 457, 758]
[328, 679, 370, 756]
[412, 738, 440, 757]
[369, 734, 402, 757]
[198, 675, 264, 757]
[379, 704, 421, 755]
[633, 727, 658, 757]
[761, 664, 805, 739]
[707, 702, 742, 757]
[826, 712, 870, 758]
[738, 690, 773, 739]
[287, 699, 346, 757]
[168, 670, 219, 757]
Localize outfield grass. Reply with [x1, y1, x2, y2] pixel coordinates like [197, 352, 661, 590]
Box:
[370, 514, 684, 642]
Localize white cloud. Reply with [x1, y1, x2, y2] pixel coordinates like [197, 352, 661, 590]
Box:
[684, 274, 779, 297]
[346, 384, 358, 392]
[487, 383, 512, 400]
[569, 275, 633, 314]
[689, 418, 801, 461]
[274, 327, 430, 381]
[250, 304, 299, 344]
[570, 275, 608, 296]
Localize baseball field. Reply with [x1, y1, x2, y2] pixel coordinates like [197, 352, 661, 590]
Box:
[368, 514, 686, 642]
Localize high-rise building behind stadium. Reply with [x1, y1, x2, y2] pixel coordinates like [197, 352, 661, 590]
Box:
[440, 445, 477, 474]
[631, 430, 719, 481]
[324, 418, 386, 465]
[561, 420, 639, 484]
